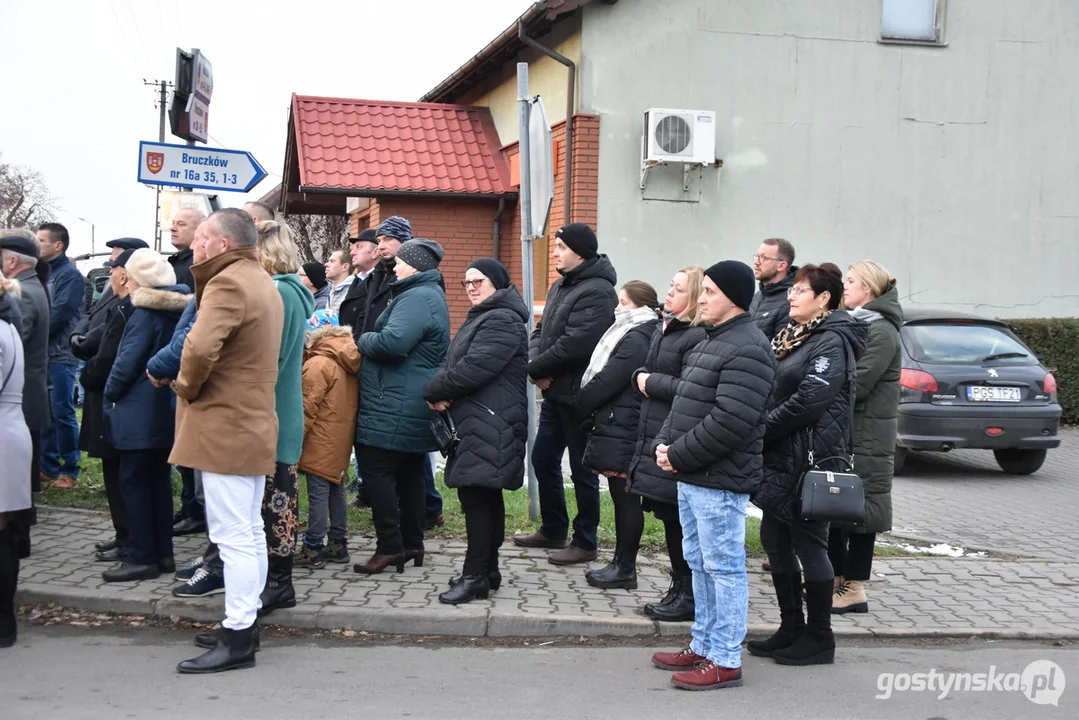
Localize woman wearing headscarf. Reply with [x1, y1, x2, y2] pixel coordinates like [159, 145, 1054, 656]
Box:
[254, 221, 315, 615]
[0, 275, 31, 647]
[829, 261, 901, 614]
[626, 266, 708, 621]
[354, 239, 449, 575]
[576, 281, 660, 590]
[749, 263, 868, 666]
[423, 258, 528, 604]
[100, 249, 190, 582]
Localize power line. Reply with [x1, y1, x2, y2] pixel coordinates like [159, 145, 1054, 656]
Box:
[122, 0, 153, 81]
[108, 0, 146, 80]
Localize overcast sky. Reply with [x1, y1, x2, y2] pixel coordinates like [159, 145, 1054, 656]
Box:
[0, 0, 533, 259]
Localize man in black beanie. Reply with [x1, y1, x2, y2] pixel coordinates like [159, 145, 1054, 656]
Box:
[300, 262, 331, 311]
[512, 222, 617, 566]
[649, 259, 776, 691]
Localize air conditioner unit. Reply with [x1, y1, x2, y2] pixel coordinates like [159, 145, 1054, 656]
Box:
[643, 108, 715, 165]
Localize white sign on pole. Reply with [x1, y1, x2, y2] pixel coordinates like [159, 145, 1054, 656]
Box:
[187, 95, 209, 143]
[193, 50, 213, 102]
[137, 141, 267, 193]
[528, 97, 555, 235]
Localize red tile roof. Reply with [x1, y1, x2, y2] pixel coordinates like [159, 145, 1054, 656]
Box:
[291, 95, 513, 197]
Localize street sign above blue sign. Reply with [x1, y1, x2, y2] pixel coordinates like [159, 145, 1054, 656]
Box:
[137, 141, 267, 193]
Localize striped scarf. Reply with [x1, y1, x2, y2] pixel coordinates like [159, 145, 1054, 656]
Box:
[582, 306, 658, 387]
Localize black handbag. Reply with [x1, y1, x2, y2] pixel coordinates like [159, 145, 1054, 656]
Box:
[796, 344, 866, 524]
[429, 410, 460, 457]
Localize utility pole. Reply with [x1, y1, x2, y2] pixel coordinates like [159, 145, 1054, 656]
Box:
[146, 80, 170, 251]
[517, 62, 540, 522]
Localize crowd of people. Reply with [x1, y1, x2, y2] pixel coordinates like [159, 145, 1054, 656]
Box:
[0, 212, 902, 690]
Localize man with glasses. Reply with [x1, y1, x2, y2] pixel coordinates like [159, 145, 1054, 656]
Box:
[749, 238, 798, 342]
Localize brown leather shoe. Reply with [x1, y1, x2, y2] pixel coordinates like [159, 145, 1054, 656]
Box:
[652, 647, 707, 671]
[512, 532, 569, 550]
[548, 546, 597, 566]
[39, 472, 58, 487]
[352, 552, 406, 575]
[671, 661, 743, 690]
[51, 474, 77, 490]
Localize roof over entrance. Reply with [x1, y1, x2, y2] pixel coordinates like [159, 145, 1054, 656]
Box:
[281, 94, 513, 214]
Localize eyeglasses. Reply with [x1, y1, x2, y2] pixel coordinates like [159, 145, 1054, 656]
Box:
[753, 254, 782, 263]
[787, 286, 813, 299]
[461, 279, 487, 289]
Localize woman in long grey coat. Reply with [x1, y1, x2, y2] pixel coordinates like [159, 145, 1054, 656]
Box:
[828, 261, 902, 614]
[1, 275, 33, 648]
[423, 258, 528, 605]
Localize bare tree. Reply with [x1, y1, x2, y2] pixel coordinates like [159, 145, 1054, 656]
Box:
[0, 154, 59, 228]
[285, 213, 350, 263]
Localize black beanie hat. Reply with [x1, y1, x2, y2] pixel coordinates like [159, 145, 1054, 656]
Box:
[468, 257, 511, 290]
[704, 260, 756, 311]
[555, 223, 598, 260]
[302, 262, 327, 290]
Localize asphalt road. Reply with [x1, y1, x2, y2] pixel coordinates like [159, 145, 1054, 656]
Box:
[1, 626, 1075, 719]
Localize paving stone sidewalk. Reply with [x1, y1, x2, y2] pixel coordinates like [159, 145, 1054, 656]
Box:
[16, 508, 1079, 640]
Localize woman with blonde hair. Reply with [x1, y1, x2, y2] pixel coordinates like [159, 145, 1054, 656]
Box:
[625, 267, 709, 620]
[252, 220, 314, 615]
[829, 261, 902, 614]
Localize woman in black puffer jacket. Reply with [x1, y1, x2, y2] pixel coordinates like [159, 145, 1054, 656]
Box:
[626, 267, 707, 621]
[749, 263, 868, 667]
[575, 281, 660, 590]
[423, 258, 529, 606]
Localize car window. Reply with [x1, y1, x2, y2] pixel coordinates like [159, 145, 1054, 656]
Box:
[902, 323, 1037, 365]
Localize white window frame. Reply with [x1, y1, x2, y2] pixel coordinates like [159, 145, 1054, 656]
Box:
[879, 0, 948, 47]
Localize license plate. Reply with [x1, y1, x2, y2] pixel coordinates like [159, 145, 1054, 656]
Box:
[967, 386, 1022, 402]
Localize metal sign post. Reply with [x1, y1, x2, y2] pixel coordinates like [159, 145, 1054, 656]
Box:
[518, 62, 540, 522]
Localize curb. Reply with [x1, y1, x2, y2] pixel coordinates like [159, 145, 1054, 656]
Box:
[15, 583, 1079, 642]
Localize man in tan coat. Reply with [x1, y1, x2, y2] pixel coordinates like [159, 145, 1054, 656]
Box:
[171, 208, 283, 675]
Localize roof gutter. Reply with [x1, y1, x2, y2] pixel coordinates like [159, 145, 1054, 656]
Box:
[298, 185, 518, 202]
[518, 22, 576, 227]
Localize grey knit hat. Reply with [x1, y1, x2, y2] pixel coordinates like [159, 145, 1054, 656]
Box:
[396, 239, 444, 273]
[376, 215, 412, 243]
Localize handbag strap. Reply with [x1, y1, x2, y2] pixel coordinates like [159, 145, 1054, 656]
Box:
[1, 325, 17, 392]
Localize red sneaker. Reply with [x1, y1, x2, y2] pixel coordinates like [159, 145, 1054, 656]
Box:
[671, 661, 743, 691]
[651, 647, 706, 671]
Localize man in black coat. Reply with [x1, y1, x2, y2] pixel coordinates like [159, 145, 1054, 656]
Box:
[512, 223, 617, 565]
[650, 261, 775, 692]
[337, 229, 380, 332]
[749, 237, 797, 341]
[71, 238, 147, 356]
[167, 208, 205, 292]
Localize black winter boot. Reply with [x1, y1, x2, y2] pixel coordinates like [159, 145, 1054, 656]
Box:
[773, 579, 835, 666]
[438, 575, 490, 605]
[258, 556, 297, 617]
[195, 623, 261, 651]
[747, 572, 806, 658]
[645, 571, 695, 622]
[177, 625, 257, 674]
[584, 553, 638, 590]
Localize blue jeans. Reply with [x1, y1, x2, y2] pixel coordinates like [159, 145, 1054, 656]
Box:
[425, 453, 443, 518]
[532, 398, 600, 550]
[678, 482, 749, 669]
[41, 363, 81, 479]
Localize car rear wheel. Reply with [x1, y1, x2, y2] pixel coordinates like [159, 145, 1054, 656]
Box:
[893, 446, 908, 475]
[993, 449, 1047, 475]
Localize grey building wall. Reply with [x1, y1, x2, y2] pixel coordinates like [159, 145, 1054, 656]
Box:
[580, 0, 1079, 318]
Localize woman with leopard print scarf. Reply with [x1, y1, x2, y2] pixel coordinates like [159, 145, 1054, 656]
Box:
[748, 263, 868, 668]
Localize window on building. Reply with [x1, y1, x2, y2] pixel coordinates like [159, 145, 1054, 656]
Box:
[880, 0, 946, 45]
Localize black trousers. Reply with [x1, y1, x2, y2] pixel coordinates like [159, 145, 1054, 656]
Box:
[532, 399, 600, 550]
[760, 511, 833, 583]
[647, 499, 690, 577]
[178, 466, 203, 521]
[828, 528, 875, 581]
[458, 486, 505, 576]
[356, 446, 425, 555]
[101, 457, 128, 545]
[608, 477, 644, 566]
[118, 448, 174, 566]
[0, 522, 20, 640]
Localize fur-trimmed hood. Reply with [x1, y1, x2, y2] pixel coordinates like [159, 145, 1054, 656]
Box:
[131, 284, 193, 314]
[305, 324, 361, 374]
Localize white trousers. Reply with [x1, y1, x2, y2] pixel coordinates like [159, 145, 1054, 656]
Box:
[202, 472, 267, 630]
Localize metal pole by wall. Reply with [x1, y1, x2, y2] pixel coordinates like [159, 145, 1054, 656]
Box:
[155, 80, 167, 251]
[518, 62, 540, 523]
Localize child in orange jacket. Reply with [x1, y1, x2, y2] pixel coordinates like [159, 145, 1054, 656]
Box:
[296, 310, 361, 568]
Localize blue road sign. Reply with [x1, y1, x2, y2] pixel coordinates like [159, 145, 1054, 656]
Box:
[137, 141, 267, 193]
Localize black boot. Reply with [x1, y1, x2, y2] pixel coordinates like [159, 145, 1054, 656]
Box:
[258, 556, 296, 616]
[773, 579, 835, 666]
[195, 623, 260, 652]
[647, 571, 695, 622]
[584, 558, 637, 589]
[177, 625, 257, 674]
[449, 569, 501, 591]
[747, 572, 806, 658]
[0, 527, 18, 648]
[438, 575, 490, 605]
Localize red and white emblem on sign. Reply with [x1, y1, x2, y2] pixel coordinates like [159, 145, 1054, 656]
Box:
[145, 152, 164, 175]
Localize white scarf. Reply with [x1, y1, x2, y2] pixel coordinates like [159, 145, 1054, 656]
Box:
[581, 306, 658, 387]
